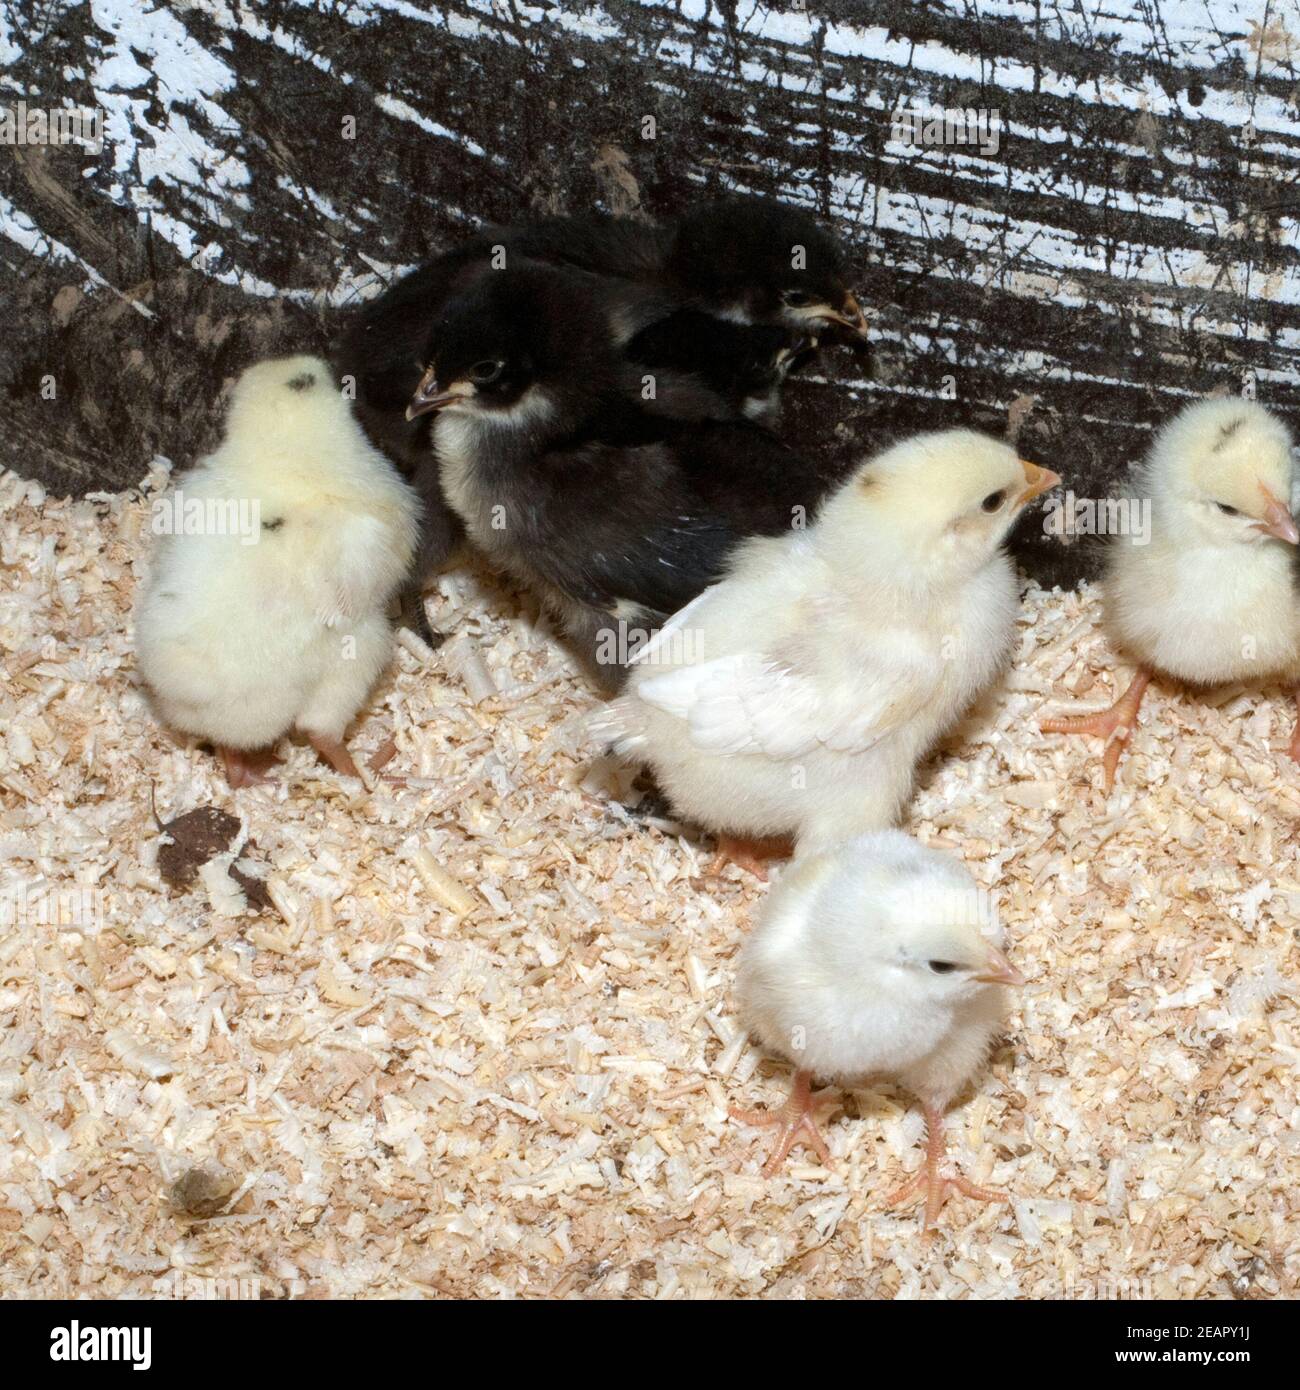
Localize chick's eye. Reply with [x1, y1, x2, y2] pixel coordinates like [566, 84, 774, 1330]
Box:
[1216, 503, 1240, 516]
[469, 359, 505, 385]
[928, 960, 958, 974]
[782, 290, 813, 307]
[981, 490, 1006, 512]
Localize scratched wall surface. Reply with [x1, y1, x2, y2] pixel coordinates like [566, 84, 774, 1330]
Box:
[1, 0, 1298, 585]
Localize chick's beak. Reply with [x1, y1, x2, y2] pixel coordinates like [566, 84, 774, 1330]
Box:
[1253, 485, 1300, 545]
[820, 292, 870, 342]
[974, 944, 1025, 988]
[405, 366, 473, 421]
[1015, 460, 1061, 508]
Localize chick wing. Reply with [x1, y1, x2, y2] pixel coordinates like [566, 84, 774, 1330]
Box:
[635, 628, 935, 758]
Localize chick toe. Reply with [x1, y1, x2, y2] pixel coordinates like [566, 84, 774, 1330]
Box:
[305, 733, 363, 781]
[218, 745, 280, 789]
[1039, 668, 1152, 791]
[705, 833, 793, 882]
[884, 1104, 1010, 1233]
[729, 1070, 837, 1176]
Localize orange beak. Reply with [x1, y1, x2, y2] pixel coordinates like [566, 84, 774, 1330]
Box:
[1016, 459, 1061, 508]
[405, 365, 473, 420]
[974, 944, 1025, 987]
[1253, 484, 1300, 545]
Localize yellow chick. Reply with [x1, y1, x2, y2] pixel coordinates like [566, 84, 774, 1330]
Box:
[595, 430, 1059, 873]
[1041, 398, 1298, 789]
[136, 356, 419, 786]
[732, 831, 1023, 1230]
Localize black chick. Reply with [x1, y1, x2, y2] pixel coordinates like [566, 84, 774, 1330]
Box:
[479, 195, 868, 342]
[403, 262, 847, 688]
[626, 311, 817, 422]
[461, 196, 868, 406]
[334, 194, 865, 635]
[342, 253, 798, 642]
[660, 195, 868, 345]
[338, 193, 864, 471]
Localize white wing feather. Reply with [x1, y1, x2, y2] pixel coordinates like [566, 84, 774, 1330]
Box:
[636, 639, 932, 758]
[625, 588, 717, 668]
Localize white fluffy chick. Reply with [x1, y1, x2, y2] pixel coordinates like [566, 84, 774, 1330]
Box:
[1041, 398, 1299, 790]
[596, 431, 1059, 874]
[731, 830, 1023, 1230]
[136, 355, 419, 787]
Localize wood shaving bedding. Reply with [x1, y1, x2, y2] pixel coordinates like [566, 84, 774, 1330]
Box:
[0, 464, 1296, 1300]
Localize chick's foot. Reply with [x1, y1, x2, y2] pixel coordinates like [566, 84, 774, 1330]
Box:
[219, 745, 279, 788]
[1039, 667, 1152, 792]
[305, 733, 364, 780]
[884, 1103, 1010, 1233]
[729, 1070, 837, 1176]
[363, 736, 416, 787]
[706, 833, 794, 882]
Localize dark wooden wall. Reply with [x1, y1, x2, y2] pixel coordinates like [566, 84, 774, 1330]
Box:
[2, 0, 1297, 586]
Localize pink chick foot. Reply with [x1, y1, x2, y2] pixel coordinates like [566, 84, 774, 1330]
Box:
[706, 833, 794, 882]
[305, 732, 364, 780]
[729, 1069, 837, 1176]
[1039, 667, 1152, 792]
[218, 745, 279, 789]
[883, 1103, 1011, 1234]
